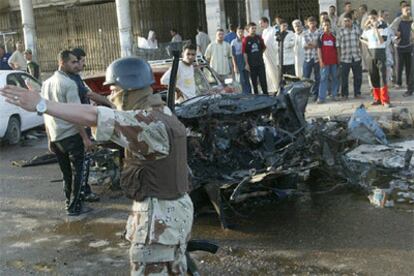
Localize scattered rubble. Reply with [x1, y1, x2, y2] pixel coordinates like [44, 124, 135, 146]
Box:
[10, 81, 414, 225]
[343, 140, 414, 208]
[88, 148, 121, 190]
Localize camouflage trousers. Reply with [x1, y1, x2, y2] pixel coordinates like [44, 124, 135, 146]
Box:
[126, 194, 193, 276]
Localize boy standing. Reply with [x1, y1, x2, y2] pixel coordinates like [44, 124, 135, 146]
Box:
[302, 16, 321, 101]
[231, 26, 251, 94]
[242, 22, 267, 94]
[317, 19, 339, 103]
[161, 44, 197, 103]
[361, 10, 392, 107]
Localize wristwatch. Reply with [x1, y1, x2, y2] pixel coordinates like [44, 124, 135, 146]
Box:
[36, 98, 47, 116]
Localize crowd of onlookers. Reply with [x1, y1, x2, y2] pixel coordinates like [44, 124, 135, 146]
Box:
[0, 41, 40, 80]
[2, 1, 413, 107]
[189, 1, 413, 108]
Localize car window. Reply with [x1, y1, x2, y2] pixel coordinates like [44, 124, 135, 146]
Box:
[194, 69, 209, 95]
[201, 67, 219, 86]
[6, 74, 24, 87]
[20, 74, 42, 92]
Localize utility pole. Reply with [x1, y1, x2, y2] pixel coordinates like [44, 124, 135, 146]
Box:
[19, 0, 37, 61]
[412, 0, 414, 18]
[115, 0, 133, 57]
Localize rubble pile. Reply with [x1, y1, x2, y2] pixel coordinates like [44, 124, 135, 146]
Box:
[342, 140, 414, 208]
[88, 147, 121, 190]
[175, 85, 414, 226]
[175, 81, 354, 227]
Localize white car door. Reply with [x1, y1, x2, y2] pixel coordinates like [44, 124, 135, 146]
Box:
[6, 72, 43, 131]
[18, 73, 44, 130]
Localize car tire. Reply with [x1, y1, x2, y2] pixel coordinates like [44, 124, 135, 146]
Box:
[5, 116, 21, 145]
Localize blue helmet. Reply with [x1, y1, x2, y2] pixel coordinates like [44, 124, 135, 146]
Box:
[103, 57, 155, 90]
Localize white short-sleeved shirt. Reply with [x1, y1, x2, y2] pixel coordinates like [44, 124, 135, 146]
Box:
[160, 61, 196, 101]
[8, 51, 27, 71]
[196, 31, 211, 55]
[204, 41, 232, 75]
[41, 71, 80, 142]
[361, 26, 391, 49]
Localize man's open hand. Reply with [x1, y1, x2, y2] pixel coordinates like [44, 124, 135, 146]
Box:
[0, 85, 41, 112]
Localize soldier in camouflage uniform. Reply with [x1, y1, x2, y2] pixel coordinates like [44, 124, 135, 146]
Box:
[0, 57, 194, 275]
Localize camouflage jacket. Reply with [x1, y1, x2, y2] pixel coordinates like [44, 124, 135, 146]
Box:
[93, 106, 193, 246]
[94, 106, 170, 160]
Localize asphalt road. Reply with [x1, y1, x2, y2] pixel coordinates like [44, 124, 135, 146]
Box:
[1, 136, 413, 276]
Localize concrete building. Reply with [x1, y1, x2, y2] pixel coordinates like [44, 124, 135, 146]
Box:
[0, 0, 410, 72]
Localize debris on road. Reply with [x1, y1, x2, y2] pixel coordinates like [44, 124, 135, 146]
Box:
[347, 105, 388, 145]
[343, 140, 414, 208]
[9, 80, 414, 222]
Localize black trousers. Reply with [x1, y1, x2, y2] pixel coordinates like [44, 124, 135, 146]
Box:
[368, 49, 387, 88]
[397, 50, 412, 87]
[250, 64, 268, 94]
[51, 134, 84, 212]
[408, 50, 414, 92]
[341, 60, 363, 97]
[282, 64, 295, 76]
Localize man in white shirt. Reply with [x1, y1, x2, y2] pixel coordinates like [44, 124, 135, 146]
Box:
[338, 1, 352, 28]
[8, 41, 27, 71]
[359, 4, 369, 30]
[292, 19, 305, 78]
[170, 29, 182, 43]
[161, 44, 197, 103]
[259, 16, 280, 93]
[205, 29, 232, 78]
[329, 5, 338, 27]
[196, 26, 211, 56]
[42, 50, 93, 215]
[279, 20, 296, 75]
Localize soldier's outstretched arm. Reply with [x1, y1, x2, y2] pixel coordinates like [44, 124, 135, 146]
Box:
[0, 85, 98, 127]
[1, 85, 170, 159]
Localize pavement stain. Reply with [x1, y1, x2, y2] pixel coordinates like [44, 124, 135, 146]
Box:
[6, 259, 25, 269]
[33, 262, 55, 272]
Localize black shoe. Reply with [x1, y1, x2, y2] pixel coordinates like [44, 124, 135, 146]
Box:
[67, 206, 93, 216]
[371, 100, 381, 106]
[403, 91, 413, 97]
[67, 209, 80, 216]
[84, 192, 100, 202]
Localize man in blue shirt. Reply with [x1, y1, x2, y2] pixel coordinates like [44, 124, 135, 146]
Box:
[224, 24, 237, 44]
[0, 45, 12, 70]
[231, 26, 251, 94]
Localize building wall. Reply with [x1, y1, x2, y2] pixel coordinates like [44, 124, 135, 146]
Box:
[336, 0, 402, 22]
[268, 0, 319, 24]
[0, 0, 207, 73]
[7, 0, 113, 10]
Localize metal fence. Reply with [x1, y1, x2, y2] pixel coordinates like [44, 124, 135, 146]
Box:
[0, 0, 207, 74]
[268, 0, 319, 24]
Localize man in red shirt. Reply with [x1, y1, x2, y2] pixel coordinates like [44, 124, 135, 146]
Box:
[317, 19, 339, 103]
[242, 22, 268, 94]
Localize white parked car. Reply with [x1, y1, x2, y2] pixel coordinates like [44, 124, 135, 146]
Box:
[0, 70, 44, 144]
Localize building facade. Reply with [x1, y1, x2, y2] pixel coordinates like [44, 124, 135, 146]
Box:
[0, 0, 408, 73]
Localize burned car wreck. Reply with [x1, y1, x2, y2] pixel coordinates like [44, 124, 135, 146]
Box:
[174, 80, 324, 228]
